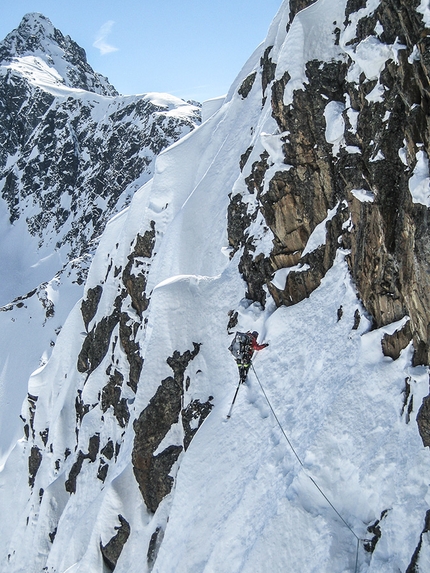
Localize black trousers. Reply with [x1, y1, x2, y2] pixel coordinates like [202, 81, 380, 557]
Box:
[237, 357, 251, 382]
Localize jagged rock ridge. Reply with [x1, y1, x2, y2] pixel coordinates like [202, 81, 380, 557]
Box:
[231, 0, 430, 366]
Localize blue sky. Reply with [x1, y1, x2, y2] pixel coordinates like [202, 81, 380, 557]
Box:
[1, 0, 282, 102]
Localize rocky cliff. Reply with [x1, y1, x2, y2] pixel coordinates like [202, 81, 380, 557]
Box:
[1, 2, 430, 573]
[232, 0, 430, 364]
[0, 14, 200, 458]
[0, 14, 200, 292]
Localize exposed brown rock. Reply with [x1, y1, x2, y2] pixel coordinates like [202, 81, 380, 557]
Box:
[132, 377, 183, 513]
[97, 460, 109, 482]
[77, 295, 123, 375]
[339, 0, 430, 365]
[238, 72, 257, 99]
[260, 46, 276, 97]
[229, 1, 430, 368]
[122, 221, 155, 317]
[81, 285, 102, 331]
[65, 452, 85, 494]
[227, 193, 254, 254]
[28, 445, 42, 488]
[119, 312, 143, 392]
[100, 515, 130, 571]
[147, 526, 164, 571]
[381, 320, 413, 360]
[245, 151, 270, 195]
[402, 378, 414, 424]
[132, 344, 201, 513]
[101, 369, 129, 427]
[65, 434, 100, 493]
[101, 440, 115, 460]
[182, 398, 214, 451]
[239, 147, 253, 172]
[417, 395, 430, 448]
[75, 389, 90, 424]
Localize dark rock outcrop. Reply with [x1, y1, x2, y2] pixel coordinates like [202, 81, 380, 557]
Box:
[238, 72, 257, 99]
[81, 286, 103, 331]
[132, 344, 202, 513]
[101, 369, 130, 428]
[417, 394, 430, 447]
[122, 222, 156, 317]
[100, 515, 131, 571]
[406, 510, 430, 572]
[28, 445, 42, 488]
[381, 320, 413, 360]
[65, 434, 100, 493]
[147, 526, 164, 571]
[182, 398, 214, 451]
[132, 376, 184, 513]
[77, 295, 123, 375]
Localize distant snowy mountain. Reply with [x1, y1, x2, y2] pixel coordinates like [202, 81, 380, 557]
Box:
[0, 13, 200, 459]
[1, 1, 430, 573]
[0, 13, 118, 95]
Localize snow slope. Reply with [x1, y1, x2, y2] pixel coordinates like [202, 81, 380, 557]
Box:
[0, 15, 200, 461]
[1, 1, 430, 572]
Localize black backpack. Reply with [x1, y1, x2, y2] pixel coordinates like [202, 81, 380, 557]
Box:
[229, 332, 252, 360]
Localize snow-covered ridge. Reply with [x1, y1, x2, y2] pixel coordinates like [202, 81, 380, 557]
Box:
[1, 1, 430, 572]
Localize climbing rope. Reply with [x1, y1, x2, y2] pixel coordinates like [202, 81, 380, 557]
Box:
[250, 363, 364, 573]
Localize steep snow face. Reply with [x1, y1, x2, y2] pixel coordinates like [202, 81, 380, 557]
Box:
[1, 2, 430, 573]
[0, 16, 200, 460]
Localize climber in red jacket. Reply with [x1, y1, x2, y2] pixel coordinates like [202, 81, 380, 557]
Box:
[249, 331, 269, 352]
[229, 330, 269, 383]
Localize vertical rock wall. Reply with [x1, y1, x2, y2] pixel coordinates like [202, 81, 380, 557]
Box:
[229, 0, 430, 366]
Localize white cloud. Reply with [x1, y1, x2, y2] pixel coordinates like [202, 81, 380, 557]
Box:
[93, 21, 119, 55]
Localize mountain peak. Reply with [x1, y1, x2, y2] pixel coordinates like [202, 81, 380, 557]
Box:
[13, 13, 57, 41]
[0, 13, 118, 96]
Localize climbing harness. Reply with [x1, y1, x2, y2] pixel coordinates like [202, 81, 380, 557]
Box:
[250, 363, 366, 573]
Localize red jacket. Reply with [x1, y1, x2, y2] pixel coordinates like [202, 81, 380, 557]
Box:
[250, 335, 268, 351]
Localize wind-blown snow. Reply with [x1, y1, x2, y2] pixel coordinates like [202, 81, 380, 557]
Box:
[201, 96, 225, 122]
[409, 150, 430, 207]
[417, 0, 430, 27]
[324, 101, 346, 154]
